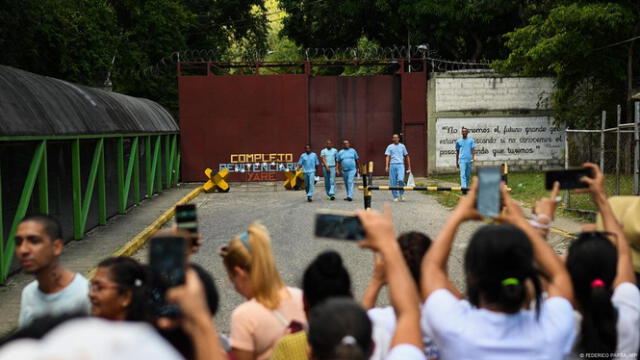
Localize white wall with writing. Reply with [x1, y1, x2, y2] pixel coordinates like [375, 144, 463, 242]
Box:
[435, 117, 565, 169]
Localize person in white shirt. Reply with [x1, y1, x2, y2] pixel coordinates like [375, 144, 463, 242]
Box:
[356, 205, 427, 360]
[361, 231, 438, 359]
[565, 163, 640, 358]
[384, 134, 411, 202]
[15, 215, 90, 328]
[420, 180, 576, 360]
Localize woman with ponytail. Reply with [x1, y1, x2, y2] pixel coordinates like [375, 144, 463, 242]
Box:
[219, 223, 306, 360]
[566, 163, 640, 358]
[420, 179, 576, 359]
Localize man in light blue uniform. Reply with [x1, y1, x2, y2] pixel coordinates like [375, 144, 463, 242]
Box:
[385, 134, 412, 201]
[336, 140, 359, 201]
[297, 144, 320, 202]
[455, 127, 476, 189]
[320, 139, 338, 201]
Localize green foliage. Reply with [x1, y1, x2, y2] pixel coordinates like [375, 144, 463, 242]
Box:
[494, 1, 639, 127]
[0, 0, 270, 117]
[279, 0, 532, 60]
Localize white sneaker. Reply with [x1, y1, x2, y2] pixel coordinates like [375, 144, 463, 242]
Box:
[393, 198, 399, 202]
[400, 195, 405, 202]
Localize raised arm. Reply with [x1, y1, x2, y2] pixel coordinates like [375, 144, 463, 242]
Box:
[498, 185, 574, 301]
[421, 178, 480, 300]
[357, 205, 421, 350]
[360, 254, 385, 309]
[581, 163, 635, 286]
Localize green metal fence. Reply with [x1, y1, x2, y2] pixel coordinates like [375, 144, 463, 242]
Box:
[0, 132, 180, 283]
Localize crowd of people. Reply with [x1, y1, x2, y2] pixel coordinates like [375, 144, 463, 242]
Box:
[0, 162, 639, 360]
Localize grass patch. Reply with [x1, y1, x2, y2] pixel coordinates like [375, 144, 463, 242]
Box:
[419, 172, 635, 222]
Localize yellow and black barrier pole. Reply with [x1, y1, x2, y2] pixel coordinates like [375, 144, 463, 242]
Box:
[362, 161, 374, 210]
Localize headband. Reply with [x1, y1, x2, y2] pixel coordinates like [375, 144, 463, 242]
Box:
[240, 232, 252, 252]
[501, 277, 519, 286]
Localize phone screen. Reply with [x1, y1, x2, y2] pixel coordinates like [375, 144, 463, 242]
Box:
[315, 210, 365, 241]
[176, 204, 198, 233]
[476, 166, 502, 218]
[150, 236, 186, 288]
[545, 168, 592, 190]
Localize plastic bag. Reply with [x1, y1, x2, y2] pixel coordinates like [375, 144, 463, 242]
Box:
[405, 171, 415, 188]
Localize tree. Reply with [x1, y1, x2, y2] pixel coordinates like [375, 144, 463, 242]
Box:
[278, 0, 533, 61]
[494, 1, 639, 127]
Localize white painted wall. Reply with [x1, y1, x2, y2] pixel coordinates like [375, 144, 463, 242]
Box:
[435, 117, 564, 170]
[435, 77, 554, 112]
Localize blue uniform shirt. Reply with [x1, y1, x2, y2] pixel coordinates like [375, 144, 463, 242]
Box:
[337, 148, 359, 171]
[298, 152, 319, 173]
[385, 143, 408, 164]
[455, 138, 476, 162]
[320, 148, 338, 167]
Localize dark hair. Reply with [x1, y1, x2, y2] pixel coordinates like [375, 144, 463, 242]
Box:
[464, 224, 542, 315]
[303, 251, 352, 309]
[0, 311, 86, 346]
[98, 257, 150, 321]
[308, 298, 372, 360]
[191, 263, 219, 315]
[397, 232, 432, 287]
[21, 214, 63, 240]
[566, 232, 617, 354]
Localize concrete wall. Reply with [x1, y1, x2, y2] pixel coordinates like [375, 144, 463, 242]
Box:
[427, 72, 563, 174]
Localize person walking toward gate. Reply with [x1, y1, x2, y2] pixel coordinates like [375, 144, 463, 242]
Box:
[337, 140, 359, 202]
[320, 140, 337, 201]
[297, 144, 320, 202]
[455, 127, 476, 190]
[385, 134, 411, 202]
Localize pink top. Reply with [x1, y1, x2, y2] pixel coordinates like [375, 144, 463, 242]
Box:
[229, 287, 306, 360]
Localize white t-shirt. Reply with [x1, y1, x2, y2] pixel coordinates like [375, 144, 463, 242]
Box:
[19, 273, 91, 328]
[386, 344, 426, 360]
[368, 305, 438, 359]
[571, 282, 640, 359]
[0, 318, 182, 360]
[422, 289, 575, 360]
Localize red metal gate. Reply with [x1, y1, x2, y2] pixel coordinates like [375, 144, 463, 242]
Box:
[178, 61, 427, 182]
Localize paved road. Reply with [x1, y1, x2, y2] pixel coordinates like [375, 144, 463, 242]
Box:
[133, 181, 557, 333]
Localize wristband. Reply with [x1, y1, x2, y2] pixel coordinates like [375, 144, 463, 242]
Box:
[534, 214, 552, 223]
[529, 219, 550, 230]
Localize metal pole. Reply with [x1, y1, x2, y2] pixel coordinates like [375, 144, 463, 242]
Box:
[564, 128, 570, 208]
[634, 102, 639, 195]
[600, 110, 606, 171]
[616, 105, 621, 195]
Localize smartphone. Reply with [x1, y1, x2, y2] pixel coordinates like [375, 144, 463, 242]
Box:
[476, 166, 502, 218]
[149, 236, 186, 318]
[315, 210, 365, 241]
[545, 168, 593, 190]
[176, 204, 198, 234]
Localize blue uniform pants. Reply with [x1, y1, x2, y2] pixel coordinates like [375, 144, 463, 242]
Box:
[389, 163, 405, 198]
[304, 172, 315, 197]
[342, 168, 356, 199]
[322, 166, 336, 196]
[459, 161, 472, 189]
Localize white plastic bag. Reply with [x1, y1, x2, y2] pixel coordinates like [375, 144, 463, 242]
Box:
[405, 171, 415, 187]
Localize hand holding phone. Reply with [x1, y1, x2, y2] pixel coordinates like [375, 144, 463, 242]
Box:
[544, 168, 594, 190]
[315, 210, 366, 241]
[476, 166, 502, 218]
[150, 236, 187, 317]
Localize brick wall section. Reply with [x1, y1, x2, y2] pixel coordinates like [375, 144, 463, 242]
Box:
[435, 77, 554, 112]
